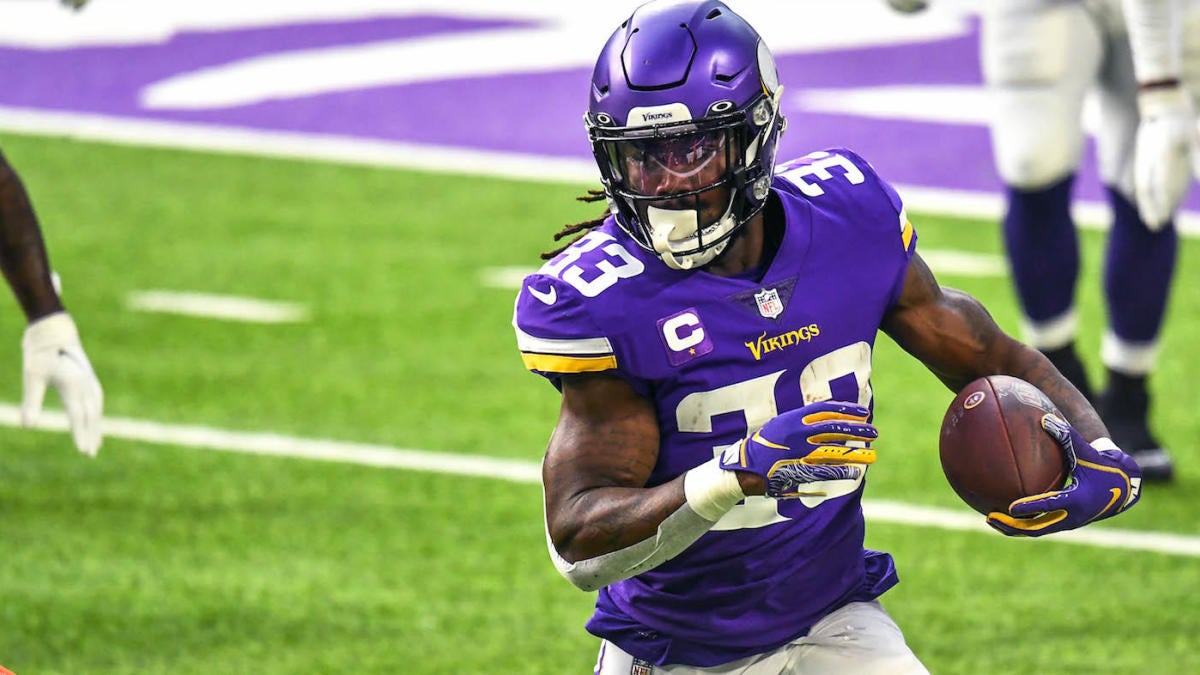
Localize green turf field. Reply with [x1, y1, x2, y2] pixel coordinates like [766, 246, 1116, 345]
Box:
[0, 133, 1196, 674]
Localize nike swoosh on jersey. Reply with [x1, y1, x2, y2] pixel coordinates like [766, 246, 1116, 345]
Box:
[527, 285, 557, 305]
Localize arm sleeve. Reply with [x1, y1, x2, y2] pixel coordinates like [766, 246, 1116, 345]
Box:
[546, 504, 716, 592]
[544, 456, 744, 591]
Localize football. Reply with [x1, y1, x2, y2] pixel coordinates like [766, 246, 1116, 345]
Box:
[939, 375, 1070, 515]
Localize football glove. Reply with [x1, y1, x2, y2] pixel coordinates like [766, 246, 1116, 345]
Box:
[987, 414, 1142, 537]
[720, 400, 877, 499]
[1132, 86, 1198, 231]
[22, 312, 104, 456]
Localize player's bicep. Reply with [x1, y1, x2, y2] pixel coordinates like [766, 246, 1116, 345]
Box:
[882, 253, 1025, 391]
[543, 372, 661, 551]
[545, 372, 659, 492]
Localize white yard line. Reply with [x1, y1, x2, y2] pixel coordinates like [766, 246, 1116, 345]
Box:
[0, 106, 599, 184]
[127, 290, 308, 323]
[917, 250, 1007, 276]
[3, 106, 1200, 236]
[860, 500, 1200, 558]
[0, 404, 539, 483]
[481, 266, 537, 289]
[2, 402, 1196, 558]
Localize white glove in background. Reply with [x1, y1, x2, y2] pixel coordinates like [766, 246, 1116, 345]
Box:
[1133, 86, 1199, 230]
[22, 311, 103, 456]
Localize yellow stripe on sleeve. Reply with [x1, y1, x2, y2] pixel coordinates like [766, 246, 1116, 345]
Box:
[901, 218, 915, 251]
[521, 352, 618, 374]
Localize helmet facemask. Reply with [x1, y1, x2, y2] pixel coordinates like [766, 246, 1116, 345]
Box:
[589, 87, 784, 271]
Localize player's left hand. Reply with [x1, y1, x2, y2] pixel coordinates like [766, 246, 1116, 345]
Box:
[21, 311, 104, 456]
[987, 415, 1141, 537]
[1132, 86, 1198, 230]
[721, 401, 877, 499]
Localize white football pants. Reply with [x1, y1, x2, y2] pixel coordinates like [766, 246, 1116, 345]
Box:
[593, 600, 927, 675]
[984, 0, 1200, 197]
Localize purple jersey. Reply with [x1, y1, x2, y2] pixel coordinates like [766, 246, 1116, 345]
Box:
[514, 149, 918, 667]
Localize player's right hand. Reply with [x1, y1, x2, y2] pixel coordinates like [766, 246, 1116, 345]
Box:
[986, 415, 1141, 537]
[1133, 85, 1198, 230]
[719, 401, 877, 499]
[22, 311, 104, 456]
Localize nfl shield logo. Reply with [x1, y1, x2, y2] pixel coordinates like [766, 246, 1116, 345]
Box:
[754, 288, 784, 319]
[631, 658, 654, 675]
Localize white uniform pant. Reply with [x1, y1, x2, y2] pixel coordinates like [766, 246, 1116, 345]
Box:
[593, 600, 927, 675]
[983, 0, 1200, 197]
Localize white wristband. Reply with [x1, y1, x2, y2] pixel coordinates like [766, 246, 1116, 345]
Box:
[1091, 436, 1120, 452]
[1137, 85, 1189, 117]
[23, 311, 79, 349]
[684, 458, 746, 521]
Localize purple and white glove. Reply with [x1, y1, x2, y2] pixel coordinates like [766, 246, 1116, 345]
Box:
[987, 415, 1142, 537]
[720, 401, 878, 499]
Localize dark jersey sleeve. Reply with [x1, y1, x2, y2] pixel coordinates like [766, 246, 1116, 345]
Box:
[513, 271, 619, 386]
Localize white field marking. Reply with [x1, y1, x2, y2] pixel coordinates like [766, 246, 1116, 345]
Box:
[127, 290, 309, 323]
[859, 500, 1200, 558]
[795, 84, 1106, 135]
[0, 106, 599, 184]
[0, 404, 540, 483]
[138, 4, 970, 110]
[6, 106, 1200, 238]
[917, 250, 1007, 277]
[481, 266, 536, 289]
[0, 0, 972, 51]
[0, 0, 971, 106]
[482, 250, 1005, 289]
[3, 402, 1198, 558]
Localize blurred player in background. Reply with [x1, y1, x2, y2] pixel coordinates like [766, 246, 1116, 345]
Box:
[890, 0, 1199, 481]
[514, 1, 1142, 672]
[0, 149, 103, 456]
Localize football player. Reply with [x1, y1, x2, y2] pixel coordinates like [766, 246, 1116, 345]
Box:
[0, 149, 103, 456]
[890, 0, 1199, 481]
[514, 1, 1142, 672]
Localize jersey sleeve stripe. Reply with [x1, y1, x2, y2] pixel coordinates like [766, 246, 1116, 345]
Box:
[514, 325, 614, 356]
[520, 352, 618, 373]
[898, 208, 915, 253]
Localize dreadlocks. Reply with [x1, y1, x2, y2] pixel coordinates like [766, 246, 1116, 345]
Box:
[541, 189, 610, 260]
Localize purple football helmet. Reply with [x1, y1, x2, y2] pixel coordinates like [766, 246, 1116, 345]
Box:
[587, 0, 786, 270]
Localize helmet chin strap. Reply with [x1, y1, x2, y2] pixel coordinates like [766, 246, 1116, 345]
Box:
[646, 203, 734, 271]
